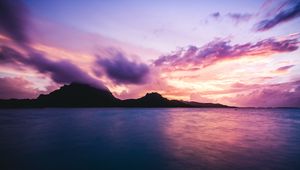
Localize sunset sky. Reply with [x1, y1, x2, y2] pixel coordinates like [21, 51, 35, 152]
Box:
[0, 0, 299, 107]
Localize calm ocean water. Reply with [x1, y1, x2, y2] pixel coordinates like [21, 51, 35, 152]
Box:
[0, 108, 300, 170]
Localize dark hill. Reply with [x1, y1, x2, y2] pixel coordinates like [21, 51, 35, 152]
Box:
[36, 83, 120, 107]
[121, 92, 190, 107]
[0, 83, 231, 108]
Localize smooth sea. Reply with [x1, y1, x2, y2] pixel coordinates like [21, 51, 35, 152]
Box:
[1, 108, 300, 170]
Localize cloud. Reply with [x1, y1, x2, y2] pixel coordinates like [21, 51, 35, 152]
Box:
[0, 0, 29, 44]
[0, 77, 41, 99]
[210, 12, 253, 23]
[154, 37, 299, 70]
[30, 53, 107, 89]
[0, 45, 26, 64]
[0, 0, 153, 90]
[0, 0, 105, 89]
[255, 0, 300, 31]
[228, 81, 300, 107]
[272, 64, 295, 74]
[96, 50, 150, 85]
[0, 46, 107, 89]
[190, 93, 215, 103]
[210, 12, 221, 19]
[227, 13, 253, 24]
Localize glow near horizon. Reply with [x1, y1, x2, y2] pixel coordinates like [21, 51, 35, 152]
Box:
[0, 0, 299, 107]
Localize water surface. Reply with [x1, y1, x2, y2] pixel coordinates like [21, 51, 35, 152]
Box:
[1, 108, 300, 170]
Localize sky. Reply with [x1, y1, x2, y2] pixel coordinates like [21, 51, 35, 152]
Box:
[0, 0, 300, 107]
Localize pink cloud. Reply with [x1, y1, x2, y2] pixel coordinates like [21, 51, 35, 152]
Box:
[0, 77, 44, 99]
[225, 81, 300, 107]
[154, 37, 299, 71]
[190, 93, 215, 103]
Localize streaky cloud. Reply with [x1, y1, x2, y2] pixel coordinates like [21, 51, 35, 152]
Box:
[255, 0, 300, 31]
[0, 0, 107, 91]
[0, 0, 29, 45]
[0, 77, 41, 99]
[154, 37, 299, 71]
[274, 64, 295, 73]
[0, 46, 107, 90]
[227, 81, 300, 107]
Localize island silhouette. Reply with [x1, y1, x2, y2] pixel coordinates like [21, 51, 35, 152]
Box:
[0, 83, 231, 108]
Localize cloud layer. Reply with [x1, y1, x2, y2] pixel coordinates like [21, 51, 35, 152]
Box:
[0, 0, 299, 108]
[227, 81, 300, 107]
[0, 0, 107, 90]
[154, 37, 299, 70]
[0, 77, 40, 99]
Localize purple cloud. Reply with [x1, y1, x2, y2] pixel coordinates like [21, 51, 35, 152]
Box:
[30, 53, 107, 89]
[0, 0, 107, 90]
[154, 37, 299, 70]
[227, 13, 253, 24]
[0, 46, 107, 89]
[210, 12, 221, 19]
[0, 0, 29, 44]
[233, 82, 300, 107]
[0, 77, 39, 99]
[221, 81, 300, 107]
[275, 64, 295, 72]
[255, 0, 300, 31]
[210, 12, 253, 23]
[97, 51, 150, 85]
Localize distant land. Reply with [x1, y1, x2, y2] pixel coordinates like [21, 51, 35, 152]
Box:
[0, 83, 231, 108]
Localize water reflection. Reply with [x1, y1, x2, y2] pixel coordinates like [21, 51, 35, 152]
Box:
[0, 108, 300, 170]
[163, 108, 299, 169]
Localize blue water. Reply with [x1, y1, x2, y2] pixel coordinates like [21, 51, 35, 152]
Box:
[0, 108, 300, 170]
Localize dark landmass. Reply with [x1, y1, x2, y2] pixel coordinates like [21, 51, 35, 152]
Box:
[0, 83, 231, 108]
[239, 107, 300, 109]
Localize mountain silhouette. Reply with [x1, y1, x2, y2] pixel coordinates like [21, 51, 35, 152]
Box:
[121, 92, 188, 107]
[0, 83, 231, 108]
[36, 83, 120, 107]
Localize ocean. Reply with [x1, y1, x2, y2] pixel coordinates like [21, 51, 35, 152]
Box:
[1, 108, 300, 170]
